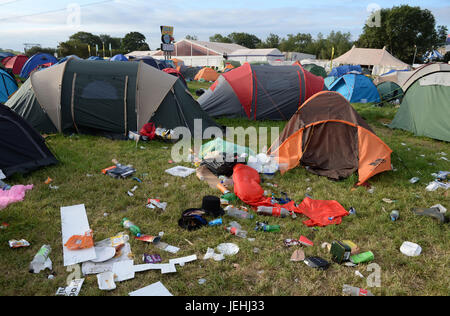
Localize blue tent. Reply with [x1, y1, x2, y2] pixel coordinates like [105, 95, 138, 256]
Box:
[133, 56, 159, 69]
[57, 55, 81, 64]
[324, 76, 336, 89]
[157, 60, 174, 70]
[328, 73, 380, 103]
[329, 65, 362, 78]
[20, 53, 57, 78]
[424, 50, 443, 61]
[87, 56, 104, 60]
[0, 68, 18, 103]
[0, 52, 15, 61]
[110, 54, 128, 61]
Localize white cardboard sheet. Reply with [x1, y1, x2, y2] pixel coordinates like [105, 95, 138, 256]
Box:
[61, 204, 97, 266]
[129, 281, 173, 296]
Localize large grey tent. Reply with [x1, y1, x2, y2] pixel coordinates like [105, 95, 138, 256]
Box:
[6, 58, 220, 138]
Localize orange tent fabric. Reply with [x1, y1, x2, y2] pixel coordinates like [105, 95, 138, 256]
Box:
[171, 58, 184, 71]
[194, 67, 219, 82]
[269, 91, 392, 185]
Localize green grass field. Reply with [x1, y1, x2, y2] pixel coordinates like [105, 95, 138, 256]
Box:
[0, 82, 448, 296]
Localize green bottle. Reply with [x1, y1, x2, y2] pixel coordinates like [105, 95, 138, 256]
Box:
[121, 218, 141, 237]
[262, 225, 280, 232]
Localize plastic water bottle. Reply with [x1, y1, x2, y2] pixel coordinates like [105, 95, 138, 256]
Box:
[225, 206, 254, 219]
[29, 245, 51, 273]
[121, 218, 141, 237]
[225, 222, 247, 238]
[342, 284, 374, 296]
[256, 206, 291, 218]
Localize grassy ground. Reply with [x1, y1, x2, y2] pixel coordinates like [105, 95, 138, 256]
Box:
[0, 82, 448, 296]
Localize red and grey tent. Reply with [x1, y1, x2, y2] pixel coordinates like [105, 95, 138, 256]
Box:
[162, 68, 187, 87]
[198, 62, 325, 120]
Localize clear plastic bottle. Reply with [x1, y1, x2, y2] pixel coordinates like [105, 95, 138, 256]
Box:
[121, 218, 141, 237]
[29, 245, 51, 273]
[342, 284, 374, 296]
[257, 206, 291, 218]
[225, 205, 254, 219]
[225, 221, 247, 238]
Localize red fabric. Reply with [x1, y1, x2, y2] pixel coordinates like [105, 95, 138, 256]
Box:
[303, 69, 324, 100]
[1, 57, 12, 66]
[296, 197, 349, 227]
[139, 122, 156, 139]
[209, 80, 219, 92]
[232, 164, 271, 206]
[223, 63, 253, 119]
[4, 55, 28, 75]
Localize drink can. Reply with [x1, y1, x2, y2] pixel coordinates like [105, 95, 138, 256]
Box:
[350, 251, 374, 264]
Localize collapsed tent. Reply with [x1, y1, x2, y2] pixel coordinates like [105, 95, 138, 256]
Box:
[269, 91, 392, 185]
[389, 63, 450, 142]
[6, 58, 220, 139]
[0, 103, 58, 178]
[110, 54, 128, 62]
[20, 53, 58, 79]
[329, 65, 362, 78]
[3, 55, 28, 75]
[180, 66, 202, 81]
[194, 67, 219, 82]
[376, 81, 403, 103]
[328, 73, 380, 103]
[0, 52, 15, 61]
[87, 56, 104, 60]
[0, 68, 17, 103]
[198, 63, 325, 120]
[300, 63, 327, 78]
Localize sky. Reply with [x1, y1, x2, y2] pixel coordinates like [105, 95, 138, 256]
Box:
[0, 0, 449, 52]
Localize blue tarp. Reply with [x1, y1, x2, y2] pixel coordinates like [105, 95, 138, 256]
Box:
[20, 53, 57, 78]
[328, 73, 380, 103]
[110, 54, 128, 61]
[329, 65, 362, 78]
[0, 68, 18, 103]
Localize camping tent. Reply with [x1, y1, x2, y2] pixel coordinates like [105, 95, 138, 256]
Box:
[110, 54, 128, 62]
[324, 76, 336, 89]
[20, 53, 57, 78]
[198, 62, 325, 120]
[0, 68, 18, 103]
[269, 91, 392, 184]
[194, 67, 219, 82]
[57, 55, 81, 64]
[0, 103, 58, 178]
[3, 55, 28, 75]
[180, 66, 202, 81]
[333, 46, 411, 76]
[162, 68, 187, 87]
[88, 56, 104, 60]
[424, 50, 443, 62]
[301, 63, 327, 78]
[329, 65, 362, 78]
[328, 73, 380, 103]
[132, 56, 159, 69]
[376, 81, 403, 103]
[171, 58, 184, 71]
[372, 69, 413, 86]
[389, 63, 450, 142]
[6, 58, 220, 139]
[0, 52, 14, 62]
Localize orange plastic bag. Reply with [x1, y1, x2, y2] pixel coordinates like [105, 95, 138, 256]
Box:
[64, 230, 94, 250]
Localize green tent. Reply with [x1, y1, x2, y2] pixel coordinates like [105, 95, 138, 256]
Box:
[389, 64, 450, 142]
[303, 64, 327, 78]
[6, 58, 220, 139]
[376, 81, 404, 104]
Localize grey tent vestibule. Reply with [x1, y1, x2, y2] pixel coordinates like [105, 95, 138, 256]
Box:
[6, 58, 220, 139]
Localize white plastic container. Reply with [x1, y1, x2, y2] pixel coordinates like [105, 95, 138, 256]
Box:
[400, 241, 422, 257]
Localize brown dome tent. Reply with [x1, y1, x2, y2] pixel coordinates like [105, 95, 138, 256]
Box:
[269, 91, 392, 185]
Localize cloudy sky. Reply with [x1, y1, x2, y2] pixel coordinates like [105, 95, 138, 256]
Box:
[0, 0, 449, 52]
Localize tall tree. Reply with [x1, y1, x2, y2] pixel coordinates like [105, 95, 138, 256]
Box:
[24, 46, 56, 57]
[227, 32, 261, 48]
[69, 32, 102, 47]
[121, 32, 150, 52]
[357, 5, 439, 63]
[259, 33, 281, 48]
[209, 34, 232, 43]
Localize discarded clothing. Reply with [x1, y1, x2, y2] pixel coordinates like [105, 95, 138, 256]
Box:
[0, 184, 33, 210]
[296, 197, 349, 227]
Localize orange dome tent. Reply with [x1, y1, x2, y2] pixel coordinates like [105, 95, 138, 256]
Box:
[269, 91, 392, 185]
[171, 58, 184, 71]
[194, 67, 219, 82]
